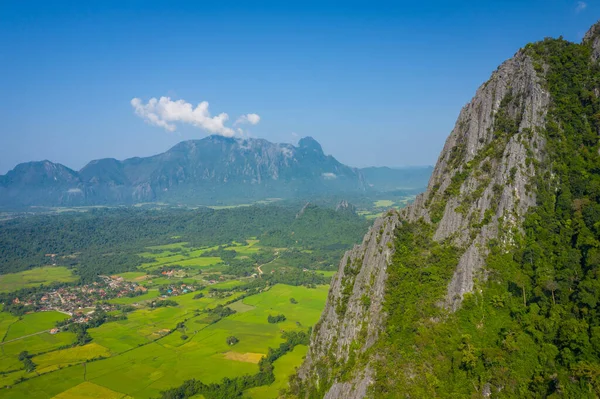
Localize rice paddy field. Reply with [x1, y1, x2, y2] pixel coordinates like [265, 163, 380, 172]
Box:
[0, 267, 78, 293]
[138, 241, 251, 271]
[0, 284, 328, 398]
[357, 197, 416, 219]
[244, 345, 309, 399]
[0, 238, 333, 398]
[373, 199, 395, 208]
[3, 311, 70, 341]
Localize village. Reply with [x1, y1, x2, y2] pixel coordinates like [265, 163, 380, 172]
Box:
[11, 275, 147, 316]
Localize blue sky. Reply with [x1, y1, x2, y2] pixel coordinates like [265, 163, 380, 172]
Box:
[1, 1, 598, 173]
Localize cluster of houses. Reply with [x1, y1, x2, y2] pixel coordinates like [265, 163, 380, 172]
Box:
[11, 276, 146, 316]
[159, 283, 197, 297]
[160, 270, 178, 278]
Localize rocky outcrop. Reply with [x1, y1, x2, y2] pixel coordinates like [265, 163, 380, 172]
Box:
[335, 200, 356, 213]
[584, 19, 600, 62]
[296, 37, 555, 399]
[295, 212, 399, 398]
[404, 48, 549, 310]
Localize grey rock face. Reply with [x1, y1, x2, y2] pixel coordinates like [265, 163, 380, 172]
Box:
[323, 372, 373, 399]
[583, 20, 600, 62]
[335, 199, 356, 213]
[298, 49, 552, 398]
[412, 50, 549, 310]
[296, 213, 399, 397]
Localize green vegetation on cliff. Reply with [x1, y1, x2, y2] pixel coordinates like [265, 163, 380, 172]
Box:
[372, 36, 600, 398]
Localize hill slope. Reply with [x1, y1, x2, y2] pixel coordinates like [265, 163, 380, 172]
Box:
[293, 21, 600, 398]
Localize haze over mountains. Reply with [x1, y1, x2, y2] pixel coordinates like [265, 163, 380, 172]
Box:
[0, 135, 431, 208]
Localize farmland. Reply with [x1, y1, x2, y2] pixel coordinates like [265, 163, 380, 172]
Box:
[0, 234, 333, 399]
[0, 284, 328, 398]
[0, 267, 77, 293]
[0, 204, 372, 398]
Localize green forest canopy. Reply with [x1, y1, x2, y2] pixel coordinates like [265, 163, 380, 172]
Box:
[0, 203, 369, 282]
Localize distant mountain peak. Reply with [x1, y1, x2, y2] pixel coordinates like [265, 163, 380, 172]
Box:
[0, 135, 366, 207]
[298, 136, 324, 154]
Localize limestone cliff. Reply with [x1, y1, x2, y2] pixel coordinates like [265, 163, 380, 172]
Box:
[292, 22, 600, 399]
[406, 48, 548, 311]
[295, 213, 399, 398]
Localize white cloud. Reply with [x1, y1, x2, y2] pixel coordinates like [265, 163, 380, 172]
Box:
[235, 113, 261, 126]
[322, 172, 337, 180]
[131, 96, 259, 137]
[291, 132, 298, 138]
[576, 1, 587, 12]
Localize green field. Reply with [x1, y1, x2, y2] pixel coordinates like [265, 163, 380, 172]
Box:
[0, 226, 344, 398]
[0, 284, 327, 398]
[374, 199, 395, 208]
[0, 266, 77, 293]
[0, 201, 382, 398]
[0, 310, 18, 340]
[315, 270, 337, 278]
[3, 311, 70, 341]
[107, 290, 160, 305]
[33, 343, 111, 374]
[173, 257, 223, 268]
[357, 210, 384, 220]
[209, 280, 245, 289]
[0, 331, 77, 379]
[53, 381, 133, 399]
[259, 258, 293, 274]
[245, 345, 308, 398]
[138, 243, 225, 271]
[0, 310, 75, 380]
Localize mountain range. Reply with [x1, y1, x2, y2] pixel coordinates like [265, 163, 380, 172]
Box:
[0, 135, 431, 208]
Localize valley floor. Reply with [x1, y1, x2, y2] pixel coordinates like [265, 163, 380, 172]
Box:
[0, 239, 332, 399]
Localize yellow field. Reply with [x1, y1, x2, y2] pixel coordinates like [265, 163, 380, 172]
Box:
[52, 381, 132, 399]
[223, 351, 264, 363]
[374, 199, 395, 208]
[34, 343, 111, 373]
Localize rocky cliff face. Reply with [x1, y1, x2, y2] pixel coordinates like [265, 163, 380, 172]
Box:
[405, 48, 549, 310]
[295, 213, 399, 399]
[293, 24, 590, 398]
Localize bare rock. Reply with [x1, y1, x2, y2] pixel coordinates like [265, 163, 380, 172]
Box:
[405, 49, 549, 309]
[583, 20, 600, 62]
[295, 212, 399, 396]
